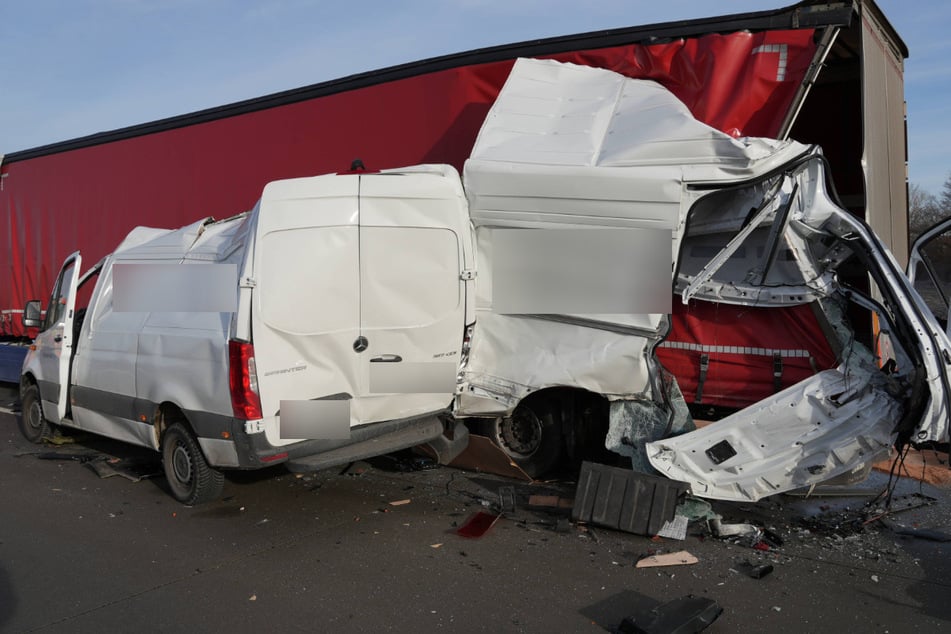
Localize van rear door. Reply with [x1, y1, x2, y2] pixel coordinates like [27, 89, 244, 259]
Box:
[251, 167, 469, 445]
[357, 167, 470, 423]
[252, 174, 362, 445]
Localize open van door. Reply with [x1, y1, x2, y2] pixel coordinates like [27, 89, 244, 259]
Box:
[35, 252, 82, 422]
[908, 216, 951, 337]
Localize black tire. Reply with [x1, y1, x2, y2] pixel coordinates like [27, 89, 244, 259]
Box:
[491, 399, 564, 478]
[18, 383, 51, 443]
[161, 422, 224, 505]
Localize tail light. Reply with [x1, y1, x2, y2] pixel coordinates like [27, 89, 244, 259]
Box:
[229, 339, 263, 420]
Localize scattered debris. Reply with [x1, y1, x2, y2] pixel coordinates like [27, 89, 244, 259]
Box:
[675, 496, 719, 523]
[710, 519, 760, 539]
[528, 495, 574, 509]
[734, 560, 774, 579]
[388, 499, 411, 507]
[455, 511, 500, 538]
[635, 551, 698, 568]
[45, 431, 84, 445]
[85, 456, 161, 482]
[29, 451, 99, 462]
[656, 515, 688, 541]
[430, 543, 443, 549]
[572, 462, 688, 536]
[613, 595, 722, 633]
[498, 486, 516, 514]
[22, 448, 162, 482]
[429, 434, 532, 481]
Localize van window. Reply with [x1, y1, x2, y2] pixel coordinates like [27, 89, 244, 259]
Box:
[42, 260, 77, 331]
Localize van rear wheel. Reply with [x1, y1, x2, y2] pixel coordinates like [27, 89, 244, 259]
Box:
[492, 399, 563, 478]
[18, 383, 51, 443]
[161, 423, 224, 505]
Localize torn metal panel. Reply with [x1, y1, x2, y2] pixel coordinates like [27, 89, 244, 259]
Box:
[648, 360, 902, 502]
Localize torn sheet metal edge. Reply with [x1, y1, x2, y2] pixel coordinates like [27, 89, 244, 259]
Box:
[646, 365, 900, 502]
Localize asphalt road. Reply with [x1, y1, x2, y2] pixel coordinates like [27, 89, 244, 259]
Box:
[1, 390, 950, 633]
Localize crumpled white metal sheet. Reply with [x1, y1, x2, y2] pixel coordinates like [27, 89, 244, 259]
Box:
[646, 366, 901, 502]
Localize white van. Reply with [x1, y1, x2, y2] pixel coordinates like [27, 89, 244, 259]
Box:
[18, 165, 474, 504]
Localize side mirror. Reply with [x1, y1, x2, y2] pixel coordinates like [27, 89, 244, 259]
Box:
[23, 300, 42, 328]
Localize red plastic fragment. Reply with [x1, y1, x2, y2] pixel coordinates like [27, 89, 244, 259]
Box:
[455, 511, 500, 538]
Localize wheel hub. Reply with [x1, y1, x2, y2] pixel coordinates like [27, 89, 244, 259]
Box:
[27, 400, 43, 431]
[171, 444, 193, 483]
[498, 410, 543, 457]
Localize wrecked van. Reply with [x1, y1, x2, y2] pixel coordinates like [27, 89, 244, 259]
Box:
[18, 58, 950, 507]
[452, 59, 951, 500]
[18, 165, 473, 504]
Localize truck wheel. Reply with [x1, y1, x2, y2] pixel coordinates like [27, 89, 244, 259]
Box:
[18, 383, 51, 443]
[161, 423, 224, 505]
[493, 399, 563, 478]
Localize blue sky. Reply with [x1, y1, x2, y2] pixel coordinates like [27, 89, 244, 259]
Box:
[2, 1, 949, 193]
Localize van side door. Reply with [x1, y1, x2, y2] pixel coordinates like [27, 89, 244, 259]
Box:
[908, 216, 951, 336]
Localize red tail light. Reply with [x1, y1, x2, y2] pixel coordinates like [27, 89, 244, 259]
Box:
[229, 339, 263, 420]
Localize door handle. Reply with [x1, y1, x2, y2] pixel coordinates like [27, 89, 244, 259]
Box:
[370, 354, 402, 363]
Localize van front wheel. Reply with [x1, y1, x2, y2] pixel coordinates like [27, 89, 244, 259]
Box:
[18, 383, 51, 443]
[161, 423, 224, 505]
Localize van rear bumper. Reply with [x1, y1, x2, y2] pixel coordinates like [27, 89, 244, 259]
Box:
[219, 411, 451, 471]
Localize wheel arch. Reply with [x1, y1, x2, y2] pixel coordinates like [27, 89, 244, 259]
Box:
[515, 386, 610, 460]
[154, 401, 198, 451]
[20, 371, 38, 393]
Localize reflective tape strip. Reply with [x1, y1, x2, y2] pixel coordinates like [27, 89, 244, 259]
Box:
[659, 341, 812, 358]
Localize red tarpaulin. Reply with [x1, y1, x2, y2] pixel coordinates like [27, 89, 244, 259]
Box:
[657, 301, 838, 409]
[1, 28, 826, 408]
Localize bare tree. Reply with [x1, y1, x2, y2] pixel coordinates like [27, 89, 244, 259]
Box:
[909, 182, 942, 242]
[941, 171, 951, 214]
